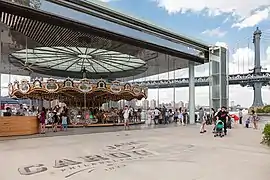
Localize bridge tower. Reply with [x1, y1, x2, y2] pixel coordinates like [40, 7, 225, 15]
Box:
[251, 27, 264, 107]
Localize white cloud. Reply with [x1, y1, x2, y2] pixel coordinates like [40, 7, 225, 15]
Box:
[215, 41, 228, 49]
[202, 27, 227, 37]
[154, 0, 270, 29]
[232, 8, 270, 29]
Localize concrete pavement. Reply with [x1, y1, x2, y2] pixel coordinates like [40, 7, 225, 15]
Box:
[0, 124, 269, 180]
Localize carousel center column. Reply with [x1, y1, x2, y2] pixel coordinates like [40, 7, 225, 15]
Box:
[38, 77, 44, 111]
[29, 75, 37, 109]
[0, 25, 3, 114]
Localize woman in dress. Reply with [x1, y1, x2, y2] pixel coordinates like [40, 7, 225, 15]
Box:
[39, 107, 46, 134]
[251, 110, 259, 129]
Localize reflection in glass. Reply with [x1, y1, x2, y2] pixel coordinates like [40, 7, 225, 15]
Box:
[38, 0, 203, 57]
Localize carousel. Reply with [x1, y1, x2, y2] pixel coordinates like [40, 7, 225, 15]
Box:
[2, 44, 149, 135]
[8, 75, 148, 126]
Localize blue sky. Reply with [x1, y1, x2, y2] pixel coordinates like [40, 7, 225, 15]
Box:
[1, 0, 270, 107]
[105, 0, 270, 48]
[100, 0, 270, 107]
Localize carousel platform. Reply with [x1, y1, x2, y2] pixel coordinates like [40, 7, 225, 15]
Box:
[45, 121, 145, 128]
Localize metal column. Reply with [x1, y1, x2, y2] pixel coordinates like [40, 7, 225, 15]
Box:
[209, 46, 228, 110]
[157, 64, 160, 108]
[0, 27, 2, 112]
[189, 61, 195, 124]
[173, 59, 176, 109]
[251, 27, 264, 107]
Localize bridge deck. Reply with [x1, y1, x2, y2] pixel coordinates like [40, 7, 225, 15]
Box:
[136, 72, 270, 88]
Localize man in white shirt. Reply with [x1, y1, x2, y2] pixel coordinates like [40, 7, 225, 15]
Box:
[123, 105, 130, 130]
[153, 107, 160, 125]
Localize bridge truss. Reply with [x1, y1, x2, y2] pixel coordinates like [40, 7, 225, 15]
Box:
[134, 72, 270, 88]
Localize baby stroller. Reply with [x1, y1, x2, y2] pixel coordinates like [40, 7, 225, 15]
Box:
[214, 120, 224, 137]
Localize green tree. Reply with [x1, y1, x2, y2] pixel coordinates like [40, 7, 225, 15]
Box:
[256, 108, 264, 113]
[263, 105, 270, 113]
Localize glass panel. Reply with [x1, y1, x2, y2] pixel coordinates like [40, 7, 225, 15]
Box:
[38, 0, 202, 57]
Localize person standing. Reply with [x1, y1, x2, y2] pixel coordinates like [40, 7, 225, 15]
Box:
[168, 109, 173, 123]
[164, 109, 169, 124]
[239, 110, 243, 124]
[62, 113, 68, 131]
[178, 108, 183, 125]
[123, 105, 130, 130]
[216, 106, 229, 135]
[182, 109, 188, 125]
[147, 108, 152, 126]
[39, 107, 46, 134]
[199, 108, 206, 133]
[211, 108, 217, 133]
[174, 109, 178, 123]
[153, 107, 160, 125]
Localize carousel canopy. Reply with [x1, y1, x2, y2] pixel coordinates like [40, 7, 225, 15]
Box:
[11, 47, 147, 78]
[8, 78, 148, 107]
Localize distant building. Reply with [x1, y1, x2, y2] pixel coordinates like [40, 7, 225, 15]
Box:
[150, 99, 156, 109]
[142, 99, 149, 110]
[128, 99, 137, 108]
[102, 103, 109, 111]
[118, 100, 125, 109]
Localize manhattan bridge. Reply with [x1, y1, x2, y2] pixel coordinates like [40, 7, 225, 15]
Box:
[133, 28, 270, 107]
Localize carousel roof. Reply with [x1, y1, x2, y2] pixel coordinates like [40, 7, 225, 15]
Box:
[0, 0, 210, 79]
[11, 47, 147, 78]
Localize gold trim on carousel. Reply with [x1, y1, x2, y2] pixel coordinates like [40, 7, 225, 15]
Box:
[8, 78, 148, 102]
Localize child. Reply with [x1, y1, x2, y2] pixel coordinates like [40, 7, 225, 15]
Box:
[214, 120, 224, 137]
[245, 117, 250, 128]
[62, 113, 68, 131]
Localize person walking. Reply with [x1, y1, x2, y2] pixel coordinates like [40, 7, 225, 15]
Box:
[251, 110, 259, 129]
[239, 109, 243, 124]
[216, 106, 229, 135]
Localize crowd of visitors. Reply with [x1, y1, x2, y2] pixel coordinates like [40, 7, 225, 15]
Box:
[147, 106, 190, 125]
[2, 103, 261, 134]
